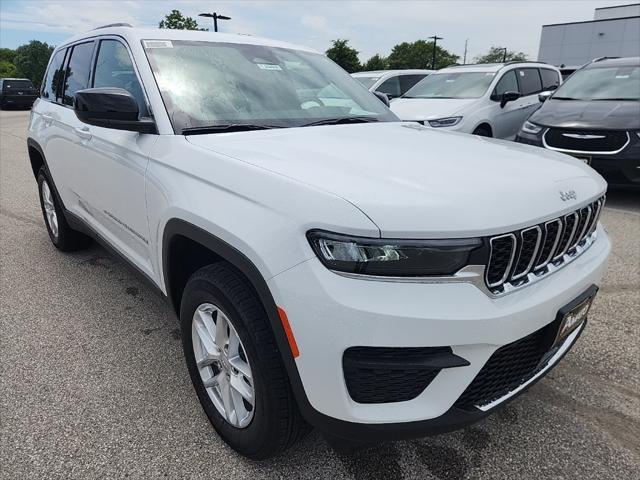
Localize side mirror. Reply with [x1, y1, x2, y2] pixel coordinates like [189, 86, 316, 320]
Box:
[538, 90, 553, 103]
[373, 91, 390, 107]
[74, 87, 156, 134]
[500, 91, 521, 108]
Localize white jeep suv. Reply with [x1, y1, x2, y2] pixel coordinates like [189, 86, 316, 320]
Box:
[28, 26, 610, 459]
[391, 62, 562, 139]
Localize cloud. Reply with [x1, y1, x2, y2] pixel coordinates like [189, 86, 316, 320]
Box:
[0, 0, 627, 61]
[301, 15, 329, 31]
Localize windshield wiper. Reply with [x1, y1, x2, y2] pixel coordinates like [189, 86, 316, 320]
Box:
[551, 96, 579, 100]
[300, 116, 379, 127]
[182, 123, 281, 135]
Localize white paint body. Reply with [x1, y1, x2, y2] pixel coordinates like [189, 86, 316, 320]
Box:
[391, 63, 562, 139]
[29, 27, 609, 426]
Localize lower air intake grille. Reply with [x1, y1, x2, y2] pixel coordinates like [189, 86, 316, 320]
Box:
[454, 320, 559, 409]
[343, 346, 451, 404]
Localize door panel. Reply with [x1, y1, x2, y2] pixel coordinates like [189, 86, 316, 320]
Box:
[512, 68, 544, 138]
[74, 38, 156, 276]
[490, 70, 525, 139]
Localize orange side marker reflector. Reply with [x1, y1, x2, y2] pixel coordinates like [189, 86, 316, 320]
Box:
[277, 307, 300, 358]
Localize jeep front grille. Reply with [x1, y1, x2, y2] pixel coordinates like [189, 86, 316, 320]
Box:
[485, 196, 604, 294]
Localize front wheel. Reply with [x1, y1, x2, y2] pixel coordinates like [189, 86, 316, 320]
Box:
[180, 263, 308, 459]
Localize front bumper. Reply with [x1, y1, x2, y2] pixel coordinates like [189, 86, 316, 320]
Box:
[516, 131, 640, 187]
[267, 225, 610, 439]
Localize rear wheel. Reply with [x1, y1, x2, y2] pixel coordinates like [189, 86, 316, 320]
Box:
[37, 168, 91, 251]
[473, 125, 492, 137]
[180, 263, 308, 459]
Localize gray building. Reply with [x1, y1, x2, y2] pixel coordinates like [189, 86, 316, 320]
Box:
[538, 3, 640, 69]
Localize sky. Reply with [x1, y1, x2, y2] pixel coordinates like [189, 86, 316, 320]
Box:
[0, 0, 629, 62]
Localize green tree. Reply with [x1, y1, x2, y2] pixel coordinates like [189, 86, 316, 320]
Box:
[13, 41, 54, 87]
[326, 39, 361, 73]
[0, 61, 18, 78]
[362, 54, 388, 71]
[0, 48, 16, 64]
[475, 46, 528, 63]
[387, 40, 459, 70]
[159, 9, 205, 30]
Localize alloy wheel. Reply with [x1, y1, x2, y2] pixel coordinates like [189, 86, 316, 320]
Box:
[192, 303, 255, 428]
[41, 180, 59, 239]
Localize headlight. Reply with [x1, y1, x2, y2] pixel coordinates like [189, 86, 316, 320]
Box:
[428, 116, 462, 128]
[307, 230, 483, 277]
[521, 120, 543, 135]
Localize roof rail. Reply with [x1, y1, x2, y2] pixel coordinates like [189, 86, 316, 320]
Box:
[93, 23, 132, 30]
[448, 60, 546, 69]
[592, 56, 620, 63]
[503, 60, 548, 66]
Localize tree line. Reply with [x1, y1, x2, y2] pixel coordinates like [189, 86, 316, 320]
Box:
[0, 41, 54, 88]
[326, 39, 527, 73]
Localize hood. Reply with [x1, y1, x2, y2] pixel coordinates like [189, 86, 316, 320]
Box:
[390, 98, 477, 121]
[186, 122, 606, 238]
[530, 99, 640, 130]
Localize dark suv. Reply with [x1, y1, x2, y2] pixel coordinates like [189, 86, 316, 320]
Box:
[0, 78, 38, 109]
[516, 57, 640, 188]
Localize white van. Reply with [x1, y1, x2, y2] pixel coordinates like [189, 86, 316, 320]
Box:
[391, 62, 562, 139]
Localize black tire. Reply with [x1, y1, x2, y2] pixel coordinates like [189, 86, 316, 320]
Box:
[37, 168, 91, 251]
[473, 125, 493, 137]
[180, 263, 308, 459]
[473, 125, 492, 137]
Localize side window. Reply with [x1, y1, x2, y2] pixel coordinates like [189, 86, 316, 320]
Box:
[377, 76, 401, 98]
[41, 48, 67, 101]
[399, 74, 427, 95]
[540, 69, 560, 91]
[516, 68, 542, 96]
[93, 39, 148, 116]
[493, 70, 519, 97]
[62, 41, 95, 106]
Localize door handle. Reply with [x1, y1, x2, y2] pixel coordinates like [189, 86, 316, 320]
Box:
[74, 126, 92, 140]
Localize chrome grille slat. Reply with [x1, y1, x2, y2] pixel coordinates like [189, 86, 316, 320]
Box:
[486, 234, 516, 288]
[553, 212, 579, 261]
[575, 205, 593, 248]
[485, 195, 605, 294]
[534, 219, 562, 270]
[512, 226, 542, 280]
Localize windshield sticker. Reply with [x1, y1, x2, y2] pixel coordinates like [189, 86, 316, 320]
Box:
[257, 63, 282, 70]
[615, 75, 629, 79]
[144, 40, 173, 49]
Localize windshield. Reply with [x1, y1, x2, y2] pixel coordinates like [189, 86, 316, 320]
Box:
[143, 40, 397, 132]
[403, 71, 496, 99]
[552, 65, 640, 101]
[353, 76, 380, 89]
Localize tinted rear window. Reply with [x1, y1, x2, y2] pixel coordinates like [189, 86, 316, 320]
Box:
[62, 41, 95, 106]
[516, 68, 542, 96]
[42, 49, 67, 101]
[540, 69, 560, 90]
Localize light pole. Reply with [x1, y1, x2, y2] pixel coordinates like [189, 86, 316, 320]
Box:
[428, 35, 443, 69]
[199, 12, 231, 32]
[501, 47, 508, 63]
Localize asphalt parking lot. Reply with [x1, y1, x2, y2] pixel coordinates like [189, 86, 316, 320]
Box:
[1, 108, 638, 480]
